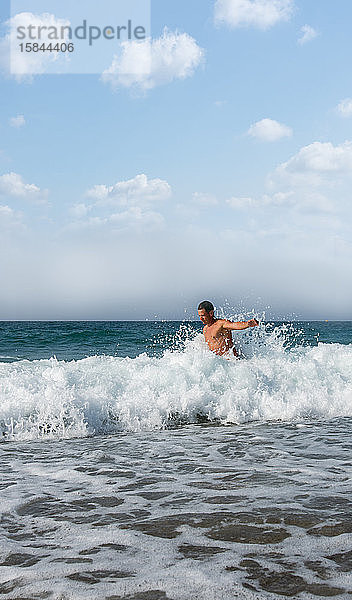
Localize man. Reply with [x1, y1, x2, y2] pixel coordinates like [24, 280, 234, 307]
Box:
[198, 300, 258, 357]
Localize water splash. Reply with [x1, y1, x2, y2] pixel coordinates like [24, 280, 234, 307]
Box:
[0, 322, 351, 441]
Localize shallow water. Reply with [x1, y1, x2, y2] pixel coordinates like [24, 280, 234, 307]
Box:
[1, 420, 352, 599]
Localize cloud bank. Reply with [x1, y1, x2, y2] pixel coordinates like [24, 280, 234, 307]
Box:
[0, 152, 350, 319]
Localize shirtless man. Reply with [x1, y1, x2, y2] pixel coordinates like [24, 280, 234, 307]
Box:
[198, 300, 259, 357]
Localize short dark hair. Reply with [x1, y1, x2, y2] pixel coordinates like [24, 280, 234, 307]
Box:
[198, 300, 214, 313]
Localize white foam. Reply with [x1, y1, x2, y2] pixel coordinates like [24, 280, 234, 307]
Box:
[0, 325, 351, 441]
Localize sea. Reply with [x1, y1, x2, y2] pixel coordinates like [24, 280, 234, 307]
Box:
[0, 319, 352, 600]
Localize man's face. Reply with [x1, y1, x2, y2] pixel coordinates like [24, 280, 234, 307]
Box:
[198, 308, 213, 325]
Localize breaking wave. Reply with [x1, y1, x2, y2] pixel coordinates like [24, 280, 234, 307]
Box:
[1, 323, 351, 441]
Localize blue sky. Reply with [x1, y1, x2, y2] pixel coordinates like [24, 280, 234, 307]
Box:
[0, 0, 351, 319]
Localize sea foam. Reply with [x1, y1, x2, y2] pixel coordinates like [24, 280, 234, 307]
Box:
[1, 324, 351, 441]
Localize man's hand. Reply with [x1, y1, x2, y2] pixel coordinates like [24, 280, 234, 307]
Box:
[247, 318, 259, 328]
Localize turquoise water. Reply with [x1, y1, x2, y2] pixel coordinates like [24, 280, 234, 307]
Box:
[0, 320, 351, 362]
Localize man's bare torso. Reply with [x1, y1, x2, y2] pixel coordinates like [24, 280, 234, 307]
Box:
[203, 319, 238, 356]
[198, 303, 258, 356]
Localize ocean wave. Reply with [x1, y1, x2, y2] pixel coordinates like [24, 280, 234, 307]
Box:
[1, 325, 351, 441]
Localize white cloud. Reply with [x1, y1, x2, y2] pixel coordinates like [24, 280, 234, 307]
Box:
[266, 141, 352, 215]
[68, 207, 164, 234]
[226, 196, 255, 208]
[0, 12, 71, 81]
[214, 0, 295, 30]
[9, 115, 25, 128]
[0, 172, 48, 201]
[71, 174, 170, 234]
[272, 141, 352, 187]
[337, 98, 352, 118]
[298, 24, 318, 45]
[192, 192, 218, 206]
[101, 29, 204, 91]
[248, 118, 292, 141]
[86, 174, 171, 207]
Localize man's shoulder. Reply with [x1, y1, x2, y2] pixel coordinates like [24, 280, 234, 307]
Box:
[216, 319, 227, 327]
[207, 319, 226, 331]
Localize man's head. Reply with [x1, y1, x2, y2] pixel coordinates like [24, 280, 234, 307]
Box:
[198, 300, 215, 325]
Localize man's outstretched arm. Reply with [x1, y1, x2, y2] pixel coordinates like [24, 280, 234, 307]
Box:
[222, 318, 259, 331]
